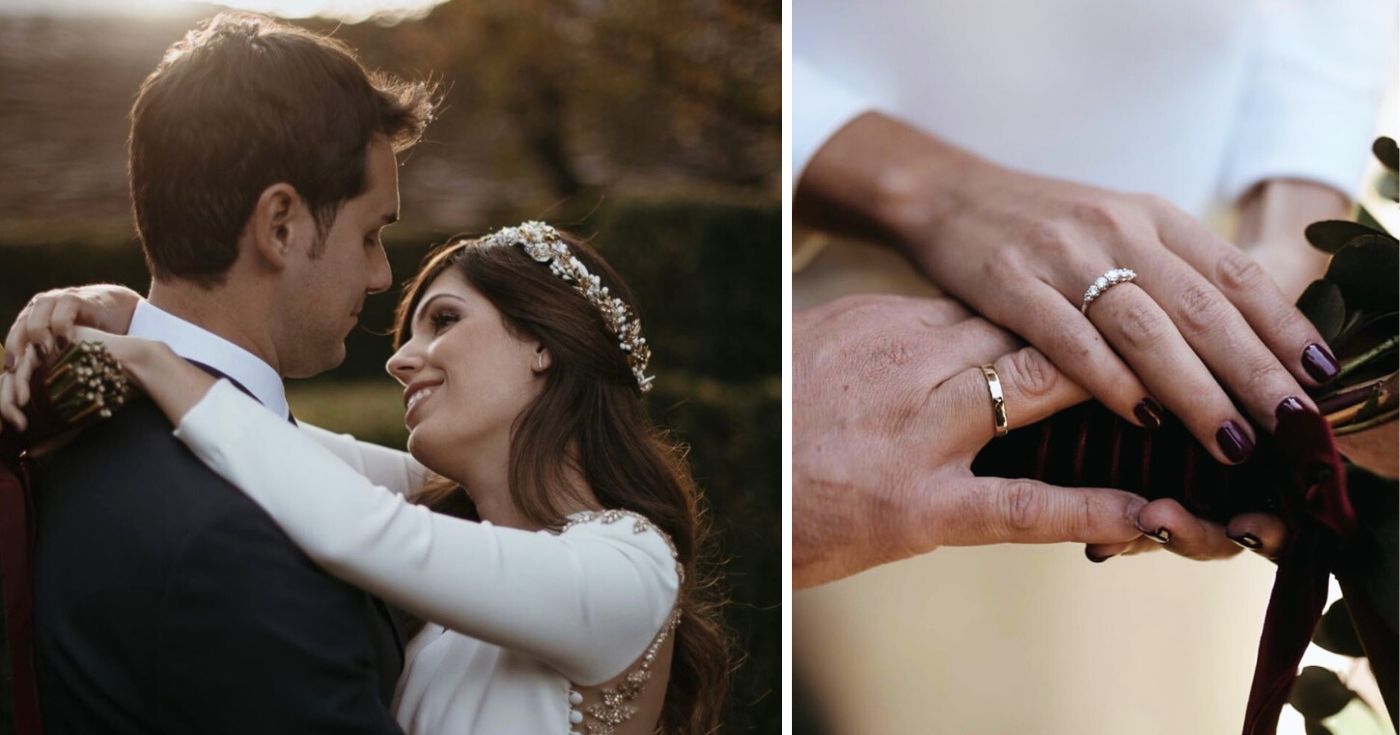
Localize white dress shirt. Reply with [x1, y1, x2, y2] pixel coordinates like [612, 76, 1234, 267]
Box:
[174, 380, 682, 735]
[128, 300, 290, 420]
[795, 0, 1395, 216]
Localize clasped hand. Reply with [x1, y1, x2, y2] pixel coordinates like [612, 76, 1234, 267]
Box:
[793, 294, 1286, 589]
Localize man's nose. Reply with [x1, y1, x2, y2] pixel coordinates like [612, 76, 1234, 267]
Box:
[367, 243, 392, 295]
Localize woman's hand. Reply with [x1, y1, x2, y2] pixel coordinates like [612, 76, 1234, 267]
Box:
[0, 327, 215, 436]
[798, 113, 1334, 468]
[793, 294, 1286, 589]
[3, 284, 142, 361]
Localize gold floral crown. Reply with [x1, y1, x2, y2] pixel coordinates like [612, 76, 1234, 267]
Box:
[481, 221, 655, 392]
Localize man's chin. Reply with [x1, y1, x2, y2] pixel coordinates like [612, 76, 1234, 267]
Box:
[284, 342, 348, 379]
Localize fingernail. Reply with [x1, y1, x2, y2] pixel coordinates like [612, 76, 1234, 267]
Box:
[1228, 533, 1263, 550]
[1, 352, 12, 372]
[1276, 396, 1307, 422]
[56, 335, 69, 352]
[1301, 344, 1339, 384]
[1216, 420, 1255, 464]
[1135, 521, 1171, 544]
[1085, 548, 1111, 563]
[1133, 398, 1164, 430]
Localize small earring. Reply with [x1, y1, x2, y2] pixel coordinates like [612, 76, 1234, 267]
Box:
[535, 352, 545, 371]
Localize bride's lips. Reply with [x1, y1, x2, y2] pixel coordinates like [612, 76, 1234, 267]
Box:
[403, 380, 443, 425]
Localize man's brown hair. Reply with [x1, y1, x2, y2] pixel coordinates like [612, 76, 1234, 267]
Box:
[129, 13, 437, 287]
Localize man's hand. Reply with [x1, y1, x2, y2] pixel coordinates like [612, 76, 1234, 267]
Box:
[794, 295, 1292, 589]
[797, 113, 1333, 469]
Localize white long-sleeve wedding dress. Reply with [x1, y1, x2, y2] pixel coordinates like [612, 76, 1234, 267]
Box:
[171, 379, 682, 735]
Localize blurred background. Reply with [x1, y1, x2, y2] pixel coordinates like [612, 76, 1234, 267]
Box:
[0, 0, 780, 731]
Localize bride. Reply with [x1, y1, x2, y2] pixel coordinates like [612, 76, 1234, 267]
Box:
[0, 222, 730, 734]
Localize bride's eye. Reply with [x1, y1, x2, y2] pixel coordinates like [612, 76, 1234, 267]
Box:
[430, 310, 459, 333]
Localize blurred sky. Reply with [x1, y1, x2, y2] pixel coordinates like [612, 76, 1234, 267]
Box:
[0, 0, 446, 22]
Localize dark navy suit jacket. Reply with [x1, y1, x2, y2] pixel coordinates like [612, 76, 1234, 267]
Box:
[32, 369, 404, 734]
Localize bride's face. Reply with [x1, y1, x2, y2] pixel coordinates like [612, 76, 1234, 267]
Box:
[386, 267, 546, 465]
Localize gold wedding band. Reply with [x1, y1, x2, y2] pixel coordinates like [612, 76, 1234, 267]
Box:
[980, 364, 1009, 438]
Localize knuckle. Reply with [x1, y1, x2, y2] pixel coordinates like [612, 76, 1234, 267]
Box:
[1238, 352, 1291, 399]
[1172, 281, 1229, 335]
[1215, 250, 1268, 294]
[1003, 346, 1060, 399]
[1071, 199, 1135, 235]
[1134, 192, 1175, 216]
[1026, 222, 1075, 257]
[1112, 299, 1172, 351]
[1001, 480, 1047, 534]
[1043, 321, 1094, 363]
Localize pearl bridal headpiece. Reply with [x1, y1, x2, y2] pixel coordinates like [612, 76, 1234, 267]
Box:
[482, 221, 655, 392]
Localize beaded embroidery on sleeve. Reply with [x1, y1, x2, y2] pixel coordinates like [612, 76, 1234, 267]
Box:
[481, 221, 655, 392]
[559, 510, 683, 735]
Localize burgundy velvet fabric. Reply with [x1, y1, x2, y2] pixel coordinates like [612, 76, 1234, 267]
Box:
[973, 403, 1355, 735]
[0, 375, 65, 735]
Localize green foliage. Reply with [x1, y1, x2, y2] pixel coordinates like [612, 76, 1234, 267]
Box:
[1295, 141, 1399, 437]
[1313, 600, 1365, 657]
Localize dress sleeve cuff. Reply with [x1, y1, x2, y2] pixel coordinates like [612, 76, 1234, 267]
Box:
[793, 56, 877, 182]
[1221, 0, 1395, 201]
[172, 379, 261, 464]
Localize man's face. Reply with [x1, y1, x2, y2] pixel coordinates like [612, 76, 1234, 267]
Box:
[279, 136, 398, 378]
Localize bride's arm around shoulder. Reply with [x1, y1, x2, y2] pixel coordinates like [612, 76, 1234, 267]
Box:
[173, 380, 680, 686]
[298, 422, 430, 497]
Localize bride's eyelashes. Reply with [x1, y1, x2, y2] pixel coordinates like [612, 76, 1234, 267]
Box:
[429, 309, 460, 334]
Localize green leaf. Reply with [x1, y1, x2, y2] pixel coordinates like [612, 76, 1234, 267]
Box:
[1297, 279, 1347, 342]
[1314, 599, 1366, 656]
[1380, 170, 1399, 203]
[1357, 205, 1389, 237]
[1338, 467, 1399, 637]
[1290, 666, 1356, 720]
[1374, 137, 1399, 173]
[1306, 220, 1387, 254]
[1326, 235, 1400, 312]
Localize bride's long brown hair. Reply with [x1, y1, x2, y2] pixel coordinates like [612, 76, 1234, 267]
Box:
[391, 231, 730, 734]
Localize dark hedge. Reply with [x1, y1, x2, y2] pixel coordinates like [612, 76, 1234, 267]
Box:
[0, 199, 780, 733]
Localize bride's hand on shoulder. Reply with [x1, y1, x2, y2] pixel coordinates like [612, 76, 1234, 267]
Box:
[4, 284, 142, 361]
[0, 326, 205, 435]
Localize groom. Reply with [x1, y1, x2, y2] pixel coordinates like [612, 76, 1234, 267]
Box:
[30, 14, 434, 733]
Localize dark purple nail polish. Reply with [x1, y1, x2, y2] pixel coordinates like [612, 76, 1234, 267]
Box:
[1133, 398, 1164, 430]
[1228, 533, 1262, 550]
[1216, 420, 1254, 464]
[1134, 520, 1171, 544]
[1275, 396, 1307, 422]
[1085, 547, 1110, 563]
[1301, 344, 1339, 384]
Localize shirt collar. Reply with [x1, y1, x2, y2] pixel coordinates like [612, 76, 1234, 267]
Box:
[128, 300, 290, 420]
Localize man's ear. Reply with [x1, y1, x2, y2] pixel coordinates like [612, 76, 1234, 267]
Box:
[247, 183, 309, 270]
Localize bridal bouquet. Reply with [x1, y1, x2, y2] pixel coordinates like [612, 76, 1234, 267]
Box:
[0, 341, 137, 457]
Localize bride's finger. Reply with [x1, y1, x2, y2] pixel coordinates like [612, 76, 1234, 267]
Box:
[14, 344, 39, 409]
[49, 296, 81, 349]
[23, 295, 60, 357]
[1133, 497, 1242, 561]
[0, 369, 25, 432]
[1225, 512, 1287, 559]
[4, 303, 33, 365]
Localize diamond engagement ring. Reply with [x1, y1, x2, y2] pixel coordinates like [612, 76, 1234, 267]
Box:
[1080, 267, 1137, 314]
[980, 364, 1009, 438]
